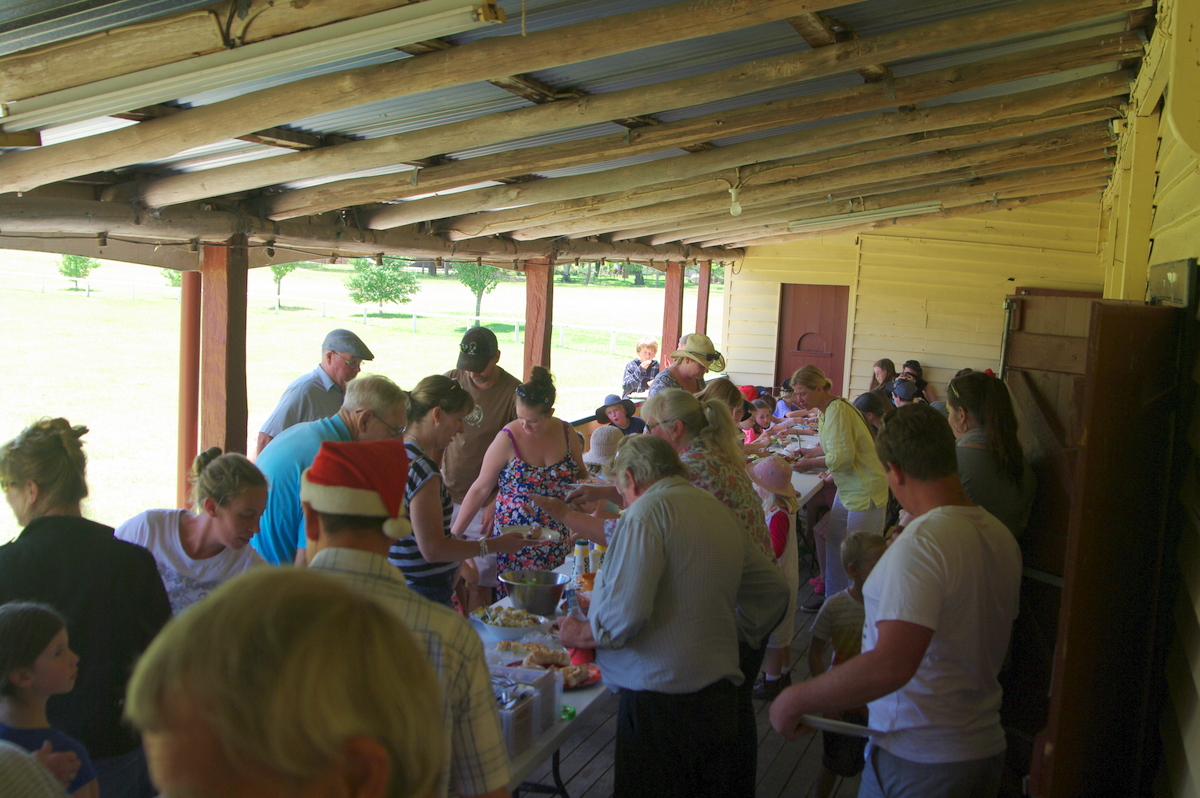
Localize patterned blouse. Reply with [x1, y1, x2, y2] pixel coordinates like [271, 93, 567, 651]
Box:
[492, 421, 580, 595]
[679, 437, 772, 558]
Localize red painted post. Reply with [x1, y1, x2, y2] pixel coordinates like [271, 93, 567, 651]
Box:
[660, 261, 684, 368]
[199, 236, 249, 454]
[523, 257, 555, 377]
[177, 270, 201, 508]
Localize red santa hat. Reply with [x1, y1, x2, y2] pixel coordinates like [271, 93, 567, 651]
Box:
[300, 440, 411, 539]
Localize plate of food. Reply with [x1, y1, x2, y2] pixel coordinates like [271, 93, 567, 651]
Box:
[503, 645, 600, 689]
[469, 606, 550, 640]
[501, 525, 561, 542]
[800, 714, 878, 737]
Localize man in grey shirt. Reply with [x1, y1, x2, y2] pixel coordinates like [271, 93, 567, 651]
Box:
[256, 329, 373, 455]
[559, 435, 786, 798]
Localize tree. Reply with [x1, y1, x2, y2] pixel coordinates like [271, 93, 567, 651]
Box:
[270, 262, 300, 309]
[163, 269, 182, 287]
[625, 262, 645, 286]
[455, 260, 502, 327]
[58, 254, 100, 290]
[345, 257, 420, 314]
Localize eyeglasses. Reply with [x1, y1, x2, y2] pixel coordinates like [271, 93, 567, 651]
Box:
[948, 380, 961, 400]
[337, 354, 363, 370]
[370, 412, 405, 438]
[515, 385, 548, 404]
[645, 419, 675, 432]
[685, 350, 721, 362]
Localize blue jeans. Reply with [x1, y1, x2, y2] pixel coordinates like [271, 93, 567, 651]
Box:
[94, 747, 155, 798]
[858, 743, 1004, 798]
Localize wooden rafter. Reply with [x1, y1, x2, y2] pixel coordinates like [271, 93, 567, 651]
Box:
[0, 0, 827, 193]
[329, 32, 1139, 231]
[787, 12, 889, 82]
[89, 0, 1141, 211]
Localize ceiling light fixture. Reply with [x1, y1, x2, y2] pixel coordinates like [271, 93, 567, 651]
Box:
[787, 201, 942, 232]
[1, 0, 506, 132]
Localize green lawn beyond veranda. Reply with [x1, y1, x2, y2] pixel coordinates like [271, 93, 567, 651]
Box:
[0, 252, 723, 542]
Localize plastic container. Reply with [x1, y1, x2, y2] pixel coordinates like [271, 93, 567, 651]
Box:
[590, 543, 607, 573]
[496, 692, 535, 757]
[572, 541, 589, 579]
[492, 665, 561, 735]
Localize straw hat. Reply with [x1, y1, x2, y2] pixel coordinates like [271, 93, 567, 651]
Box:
[668, 333, 725, 372]
[583, 425, 623, 467]
[747, 456, 799, 498]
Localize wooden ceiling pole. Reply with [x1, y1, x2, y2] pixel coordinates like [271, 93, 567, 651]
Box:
[662, 262, 685, 369]
[199, 237, 249, 455]
[0, 0, 822, 193]
[696, 261, 713, 337]
[523, 257, 556, 377]
[177, 270, 201, 509]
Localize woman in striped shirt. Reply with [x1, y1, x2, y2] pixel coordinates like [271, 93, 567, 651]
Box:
[389, 375, 529, 606]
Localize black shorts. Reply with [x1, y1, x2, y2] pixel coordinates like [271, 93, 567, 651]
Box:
[821, 709, 869, 777]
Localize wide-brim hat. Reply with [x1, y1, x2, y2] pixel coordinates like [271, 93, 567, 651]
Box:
[595, 394, 637, 425]
[583, 425, 624, 466]
[668, 333, 725, 372]
[747, 456, 800, 498]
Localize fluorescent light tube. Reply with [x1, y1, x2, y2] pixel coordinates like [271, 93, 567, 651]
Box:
[787, 201, 942, 232]
[2, 0, 504, 132]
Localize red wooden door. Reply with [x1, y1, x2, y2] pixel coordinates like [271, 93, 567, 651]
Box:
[775, 284, 849, 393]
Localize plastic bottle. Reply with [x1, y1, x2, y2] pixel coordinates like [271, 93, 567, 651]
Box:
[572, 541, 589, 580]
[590, 543, 607, 573]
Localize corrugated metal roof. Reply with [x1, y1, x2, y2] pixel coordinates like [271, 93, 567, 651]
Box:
[0, 0, 212, 57]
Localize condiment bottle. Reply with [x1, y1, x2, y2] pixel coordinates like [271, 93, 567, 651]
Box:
[590, 543, 606, 573]
[572, 541, 589, 580]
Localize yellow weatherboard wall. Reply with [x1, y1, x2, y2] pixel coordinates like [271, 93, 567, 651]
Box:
[723, 196, 1106, 395]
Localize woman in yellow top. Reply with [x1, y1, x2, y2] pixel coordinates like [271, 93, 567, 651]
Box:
[790, 365, 888, 599]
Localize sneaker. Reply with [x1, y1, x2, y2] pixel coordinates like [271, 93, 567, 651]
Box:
[801, 596, 824, 613]
[753, 677, 783, 701]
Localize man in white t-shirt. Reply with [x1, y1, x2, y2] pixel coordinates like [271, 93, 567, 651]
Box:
[770, 404, 1021, 798]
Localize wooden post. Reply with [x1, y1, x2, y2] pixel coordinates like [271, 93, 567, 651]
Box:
[696, 260, 712, 336]
[661, 261, 684, 368]
[199, 236, 249, 454]
[177, 270, 201, 508]
[523, 257, 555, 377]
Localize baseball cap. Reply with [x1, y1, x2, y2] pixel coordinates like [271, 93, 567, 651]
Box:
[457, 327, 499, 372]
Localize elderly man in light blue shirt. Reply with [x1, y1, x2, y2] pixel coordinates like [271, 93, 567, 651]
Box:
[558, 435, 785, 798]
[256, 328, 373, 455]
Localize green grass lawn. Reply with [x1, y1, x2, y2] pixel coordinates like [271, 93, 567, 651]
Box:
[0, 251, 723, 542]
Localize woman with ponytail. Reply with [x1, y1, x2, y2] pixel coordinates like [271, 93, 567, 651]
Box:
[945, 372, 1037, 537]
[451, 367, 586, 592]
[0, 419, 169, 798]
[116, 448, 267, 614]
[791, 366, 888, 600]
[391, 375, 530, 606]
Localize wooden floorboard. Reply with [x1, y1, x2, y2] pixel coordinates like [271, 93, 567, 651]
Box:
[515, 571, 848, 798]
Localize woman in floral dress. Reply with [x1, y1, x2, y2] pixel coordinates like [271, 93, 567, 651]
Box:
[451, 366, 588, 594]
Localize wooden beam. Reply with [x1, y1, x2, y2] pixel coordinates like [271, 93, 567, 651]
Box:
[271, 31, 1143, 221]
[787, 12, 888, 82]
[199, 237, 248, 455]
[523, 258, 555, 376]
[0, 0, 827, 194]
[696, 261, 713, 336]
[461, 121, 1113, 240]
[177, 270, 201, 508]
[112, 103, 360, 152]
[662, 262, 685, 369]
[0, 196, 738, 264]
[714, 187, 1105, 246]
[1108, 107, 1160, 299]
[506, 127, 1117, 240]
[386, 72, 1131, 238]
[703, 173, 1112, 246]
[0, 0, 428, 103]
[106, 2, 1144, 210]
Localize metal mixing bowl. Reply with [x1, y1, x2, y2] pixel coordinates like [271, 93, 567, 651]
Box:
[499, 569, 571, 616]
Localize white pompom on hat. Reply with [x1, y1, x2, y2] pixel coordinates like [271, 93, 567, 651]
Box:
[300, 440, 412, 539]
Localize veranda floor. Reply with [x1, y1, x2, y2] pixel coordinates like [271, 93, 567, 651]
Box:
[517, 571, 856, 798]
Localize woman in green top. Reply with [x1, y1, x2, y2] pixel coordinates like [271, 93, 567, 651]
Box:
[791, 365, 888, 598]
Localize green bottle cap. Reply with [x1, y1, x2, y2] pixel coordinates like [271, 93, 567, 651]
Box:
[560, 705, 576, 721]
